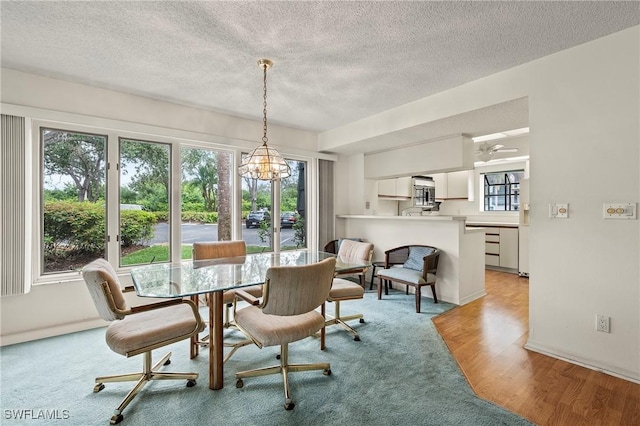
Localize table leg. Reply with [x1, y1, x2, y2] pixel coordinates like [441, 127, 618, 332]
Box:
[209, 291, 224, 390]
[320, 303, 326, 350]
[190, 295, 199, 358]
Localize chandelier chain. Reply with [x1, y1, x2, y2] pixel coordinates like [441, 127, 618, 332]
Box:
[262, 64, 268, 144]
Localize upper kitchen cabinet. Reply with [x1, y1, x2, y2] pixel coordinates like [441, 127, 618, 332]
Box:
[378, 176, 412, 200]
[429, 170, 475, 200]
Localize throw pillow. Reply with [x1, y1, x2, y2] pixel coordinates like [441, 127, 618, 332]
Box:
[403, 246, 435, 271]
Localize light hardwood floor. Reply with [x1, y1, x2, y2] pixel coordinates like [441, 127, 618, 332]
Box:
[432, 269, 640, 426]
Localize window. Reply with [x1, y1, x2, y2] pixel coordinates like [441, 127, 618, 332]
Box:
[482, 170, 524, 211]
[240, 157, 307, 253]
[181, 147, 233, 258]
[119, 138, 170, 266]
[39, 125, 237, 275]
[42, 128, 107, 273]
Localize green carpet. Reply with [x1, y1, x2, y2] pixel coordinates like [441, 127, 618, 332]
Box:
[0, 290, 533, 425]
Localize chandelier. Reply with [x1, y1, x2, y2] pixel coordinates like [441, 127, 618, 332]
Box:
[238, 59, 291, 180]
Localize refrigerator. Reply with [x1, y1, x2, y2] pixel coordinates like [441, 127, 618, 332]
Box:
[518, 178, 529, 277]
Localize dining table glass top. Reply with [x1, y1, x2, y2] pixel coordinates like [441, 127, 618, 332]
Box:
[130, 249, 368, 298]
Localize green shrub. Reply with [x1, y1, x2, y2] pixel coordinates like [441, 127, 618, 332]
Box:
[44, 202, 157, 259]
[120, 210, 157, 247]
[44, 201, 106, 255]
[181, 211, 218, 223]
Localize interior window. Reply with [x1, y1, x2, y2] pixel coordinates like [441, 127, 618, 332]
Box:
[482, 170, 524, 211]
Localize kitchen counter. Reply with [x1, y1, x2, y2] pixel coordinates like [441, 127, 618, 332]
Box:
[336, 214, 485, 306]
[337, 214, 466, 221]
[466, 221, 519, 227]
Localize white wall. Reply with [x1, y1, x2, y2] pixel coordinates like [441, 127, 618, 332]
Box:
[330, 26, 640, 382]
[525, 27, 639, 381]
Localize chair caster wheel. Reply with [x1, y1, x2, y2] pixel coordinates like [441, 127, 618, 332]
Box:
[164, 359, 171, 366]
[186, 379, 196, 387]
[236, 379, 244, 388]
[110, 414, 123, 425]
[284, 399, 295, 410]
[93, 383, 105, 393]
[359, 318, 365, 323]
[354, 336, 361, 341]
[323, 368, 332, 376]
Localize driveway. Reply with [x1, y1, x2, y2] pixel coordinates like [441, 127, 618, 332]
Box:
[149, 222, 297, 247]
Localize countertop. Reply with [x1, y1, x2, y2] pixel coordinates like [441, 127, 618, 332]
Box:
[337, 214, 466, 221]
[465, 221, 519, 227]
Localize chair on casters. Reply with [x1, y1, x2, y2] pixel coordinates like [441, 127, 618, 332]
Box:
[82, 259, 204, 425]
[325, 239, 373, 341]
[233, 257, 336, 410]
[376, 245, 440, 313]
[192, 241, 262, 362]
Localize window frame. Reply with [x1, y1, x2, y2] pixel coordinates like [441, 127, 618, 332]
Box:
[29, 116, 318, 285]
[481, 169, 524, 212]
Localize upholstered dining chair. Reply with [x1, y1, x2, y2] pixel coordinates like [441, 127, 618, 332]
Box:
[192, 241, 262, 362]
[233, 257, 336, 410]
[376, 245, 441, 313]
[326, 239, 374, 341]
[82, 259, 204, 425]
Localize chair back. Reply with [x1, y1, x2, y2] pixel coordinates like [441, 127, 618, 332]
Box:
[337, 239, 373, 263]
[422, 247, 441, 274]
[262, 257, 336, 316]
[193, 241, 246, 260]
[82, 259, 129, 321]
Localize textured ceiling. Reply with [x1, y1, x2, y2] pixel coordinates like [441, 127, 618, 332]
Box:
[1, 1, 638, 142]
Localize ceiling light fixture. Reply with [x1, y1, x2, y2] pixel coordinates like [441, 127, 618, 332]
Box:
[238, 59, 291, 180]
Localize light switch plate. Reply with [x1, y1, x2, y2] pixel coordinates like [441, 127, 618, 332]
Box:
[549, 203, 569, 218]
[603, 203, 636, 219]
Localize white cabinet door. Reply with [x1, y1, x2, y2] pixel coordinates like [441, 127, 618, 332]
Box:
[430, 173, 448, 199]
[499, 227, 519, 269]
[396, 176, 413, 198]
[447, 170, 471, 199]
[378, 179, 396, 197]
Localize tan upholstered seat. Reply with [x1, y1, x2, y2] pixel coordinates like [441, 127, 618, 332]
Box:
[82, 259, 204, 425]
[234, 257, 336, 411]
[376, 245, 440, 313]
[326, 239, 373, 341]
[192, 241, 259, 362]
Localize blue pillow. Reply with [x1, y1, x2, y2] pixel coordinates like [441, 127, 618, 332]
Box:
[403, 247, 435, 271]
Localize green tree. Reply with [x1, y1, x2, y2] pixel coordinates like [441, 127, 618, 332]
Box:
[120, 139, 170, 198]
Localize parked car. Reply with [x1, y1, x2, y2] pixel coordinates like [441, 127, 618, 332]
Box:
[245, 211, 271, 228]
[280, 212, 296, 228]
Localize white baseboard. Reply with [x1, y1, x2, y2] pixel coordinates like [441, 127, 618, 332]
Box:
[0, 319, 107, 347]
[525, 340, 640, 384]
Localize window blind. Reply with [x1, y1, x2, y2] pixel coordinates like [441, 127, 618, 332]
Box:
[1, 114, 31, 296]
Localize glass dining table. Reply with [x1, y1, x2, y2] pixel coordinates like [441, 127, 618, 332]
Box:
[130, 249, 369, 390]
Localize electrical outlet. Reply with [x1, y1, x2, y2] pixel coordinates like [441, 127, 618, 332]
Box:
[596, 314, 610, 333]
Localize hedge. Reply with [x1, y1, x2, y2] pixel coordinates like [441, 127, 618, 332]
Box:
[44, 202, 156, 257]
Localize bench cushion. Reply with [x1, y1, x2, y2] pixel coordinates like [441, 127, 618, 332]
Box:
[377, 267, 436, 285]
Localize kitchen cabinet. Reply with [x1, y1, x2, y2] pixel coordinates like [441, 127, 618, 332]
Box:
[499, 227, 519, 269]
[468, 224, 519, 272]
[429, 170, 474, 200]
[378, 176, 412, 199]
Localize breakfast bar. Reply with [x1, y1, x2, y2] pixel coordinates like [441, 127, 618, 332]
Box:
[336, 215, 486, 306]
